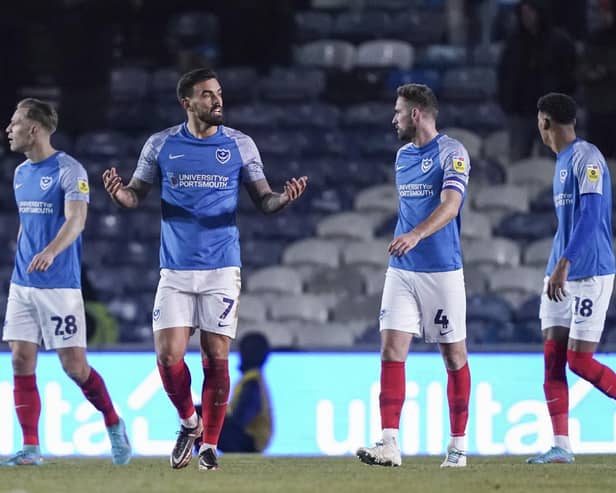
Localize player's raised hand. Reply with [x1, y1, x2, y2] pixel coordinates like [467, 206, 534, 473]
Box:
[102, 167, 125, 198]
[388, 231, 422, 257]
[27, 249, 56, 273]
[282, 176, 308, 203]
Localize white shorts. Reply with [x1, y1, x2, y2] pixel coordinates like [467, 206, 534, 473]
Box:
[539, 274, 614, 342]
[2, 283, 87, 350]
[152, 267, 241, 338]
[379, 267, 467, 343]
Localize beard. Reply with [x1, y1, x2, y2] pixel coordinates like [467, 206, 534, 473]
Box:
[397, 122, 417, 141]
[196, 107, 224, 126]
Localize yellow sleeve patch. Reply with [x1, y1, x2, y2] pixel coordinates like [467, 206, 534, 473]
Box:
[78, 179, 90, 193]
[452, 157, 466, 173]
[586, 164, 600, 182]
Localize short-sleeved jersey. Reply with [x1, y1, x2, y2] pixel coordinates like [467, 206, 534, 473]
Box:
[389, 134, 470, 272]
[133, 123, 266, 270]
[546, 138, 615, 279]
[11, 151, 89, 288]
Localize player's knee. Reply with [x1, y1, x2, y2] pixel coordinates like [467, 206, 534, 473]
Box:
[11, 352, 36, 374]
[157, 352, 184, 367]
[61, 360, 89, 383]
[567, 350, 593, 378]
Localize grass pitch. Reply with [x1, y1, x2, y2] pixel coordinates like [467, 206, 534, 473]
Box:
[1, 455, 615, 493]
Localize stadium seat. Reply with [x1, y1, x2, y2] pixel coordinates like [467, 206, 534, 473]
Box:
[167, 11, 219, 47]
[495, 212, 557, 241]
[216, 67, 259, 103]
[464, 268, 489, 296]
[354, 129, 400, 156]
[294, 11, 334, 42]
[463, 237, 521, 270]
[268, 294, 330, 323]
[456, 101, 506, 132]
[441, 127, 482, 158]
[311, 0, 353, 9]
[467, 293, 514, 324]
[506, 157, 554, 191]
[473, 185, 530, 213]
[151, 67, 180, 96]
[236, 323, 295, 348]
[460, 210, 492, 240]
[472, 42, 503, 67]
[304, 266, 366, 297]
[324, 67, 391, 104]
[316, 211, 384, 241]
[294, 322, 357, 348]
[523, 238, 553, 267]
[489, 266, 544, 305]
[278, 102, 341, 129]
[246, 266, 303, 294]
[343, 102, 394, 129]
[414, 45, 467, 69]
[236, 294, 268, 323]
[75, 132, 132, 159]
[483, 130, 509, 166]
[258, 68, 326, 102]
[386, 10, 447, 45]
[514, 295, 541, 325]
[386, 68, 442, 94]
[355, 40, 414, 70]
[282, 238, 341, 268]
[109, 67, 150, 102]
[332, 294, 381, 326]
[529, 186, 554, 213]
[441, 68, 497, 101]
[223, 103, 282, 131]
[468, 158, 507, 186]
[294, 40, 356, 71]
[342, 239, 390, 268]
[354, 185, 398, 214]
[0, 214, 19, 240]
[332, 10, 390, 42]
[360, 266, 387, 295]
[241, 239, 286, 269]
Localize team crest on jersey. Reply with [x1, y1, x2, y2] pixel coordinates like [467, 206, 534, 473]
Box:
[167, 172, 179, 188]
[452, 157, 466, 173]
[153, 308, 160, 321]
[421, 158, 433, 173]
[215, 148, 231, 164]
[560, 170, 567, 183]
[586, 164, 600, 182]
[40, 176, 53, 190]
[78, 179, 89, 194]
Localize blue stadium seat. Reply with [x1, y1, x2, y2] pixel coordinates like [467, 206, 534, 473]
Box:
[304, 184, 356, 213]
[495, 212, 557, 241]
[246, 266, 303, 295]
[241, 239, 286, 268]
[456, 101, 506, 132]
[277, 103, 341, 129]
[386, 68, 442, 94]
[216, 67, 259, 103]
[50, 132, 73, 153]
[155, 102, 186, 129]
[225, 104, 282, 133]
[282, 238, 341, 269]
[251, 130, 310, 158]
[75, 131, 132, 159]
[441, 67, 497, 101]
[332, 10, 390, 42]
[167, 11, 219, 47]
[514, 295, 541, 325]
[107, 102, 151, 131]
[472, 43, 503, 67]
[460, 210, 492, 240]
[304, 266, 366, 297]
[343, 102, 394, 129]
[294, 11, 334, 42]
[375, 214, 397, 237]
[354, 185, 398, 214]
[387, 10, 447, 45]
[331, 294, 381, 326]
[414, 45, 467, 69]
[483, 130, 508, 166]
[258, 68, 326, 102]
[109, 67, 150, 102]
[468, 158, 507, 186]
[523, 237, 553, 267]
[467, 293, 514, 324]
[302, 129, 352, 158]
[151, 67, 180, 96]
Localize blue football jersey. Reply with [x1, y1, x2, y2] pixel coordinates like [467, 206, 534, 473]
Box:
[389, 134, 470, 272]
[11, 151, 89, 288]
[546, 139, 615, 279]
[133, 123, 265, 270]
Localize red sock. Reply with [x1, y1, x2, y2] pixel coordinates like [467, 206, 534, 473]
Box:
[14, 375, 41, 446]
[80, 368, 120, 427]
[157, 360, 196, 420]
[568, 350, 616, 398]
[544, 340, 569, 436]
[379, 361, 405, 429]
[447, 362, 470, 437]
[201, 358, 230, 445]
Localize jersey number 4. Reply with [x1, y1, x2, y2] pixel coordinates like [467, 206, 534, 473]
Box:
[434, 309, 449, 329]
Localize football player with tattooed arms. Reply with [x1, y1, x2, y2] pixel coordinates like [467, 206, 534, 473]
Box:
[2, 98, 131, 467]
[356, 84, 472, 469]
[527, 93, 616, 465]
[102, 68, 307, 471]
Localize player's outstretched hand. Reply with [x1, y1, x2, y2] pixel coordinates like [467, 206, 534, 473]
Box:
[102, 167, 124, 198]
[27, 249, 55, 273]
[388, 231, 422, 257]
[282, 176, 308, 203]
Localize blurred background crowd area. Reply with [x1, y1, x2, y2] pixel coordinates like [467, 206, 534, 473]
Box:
[1, 0, 616, 351]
